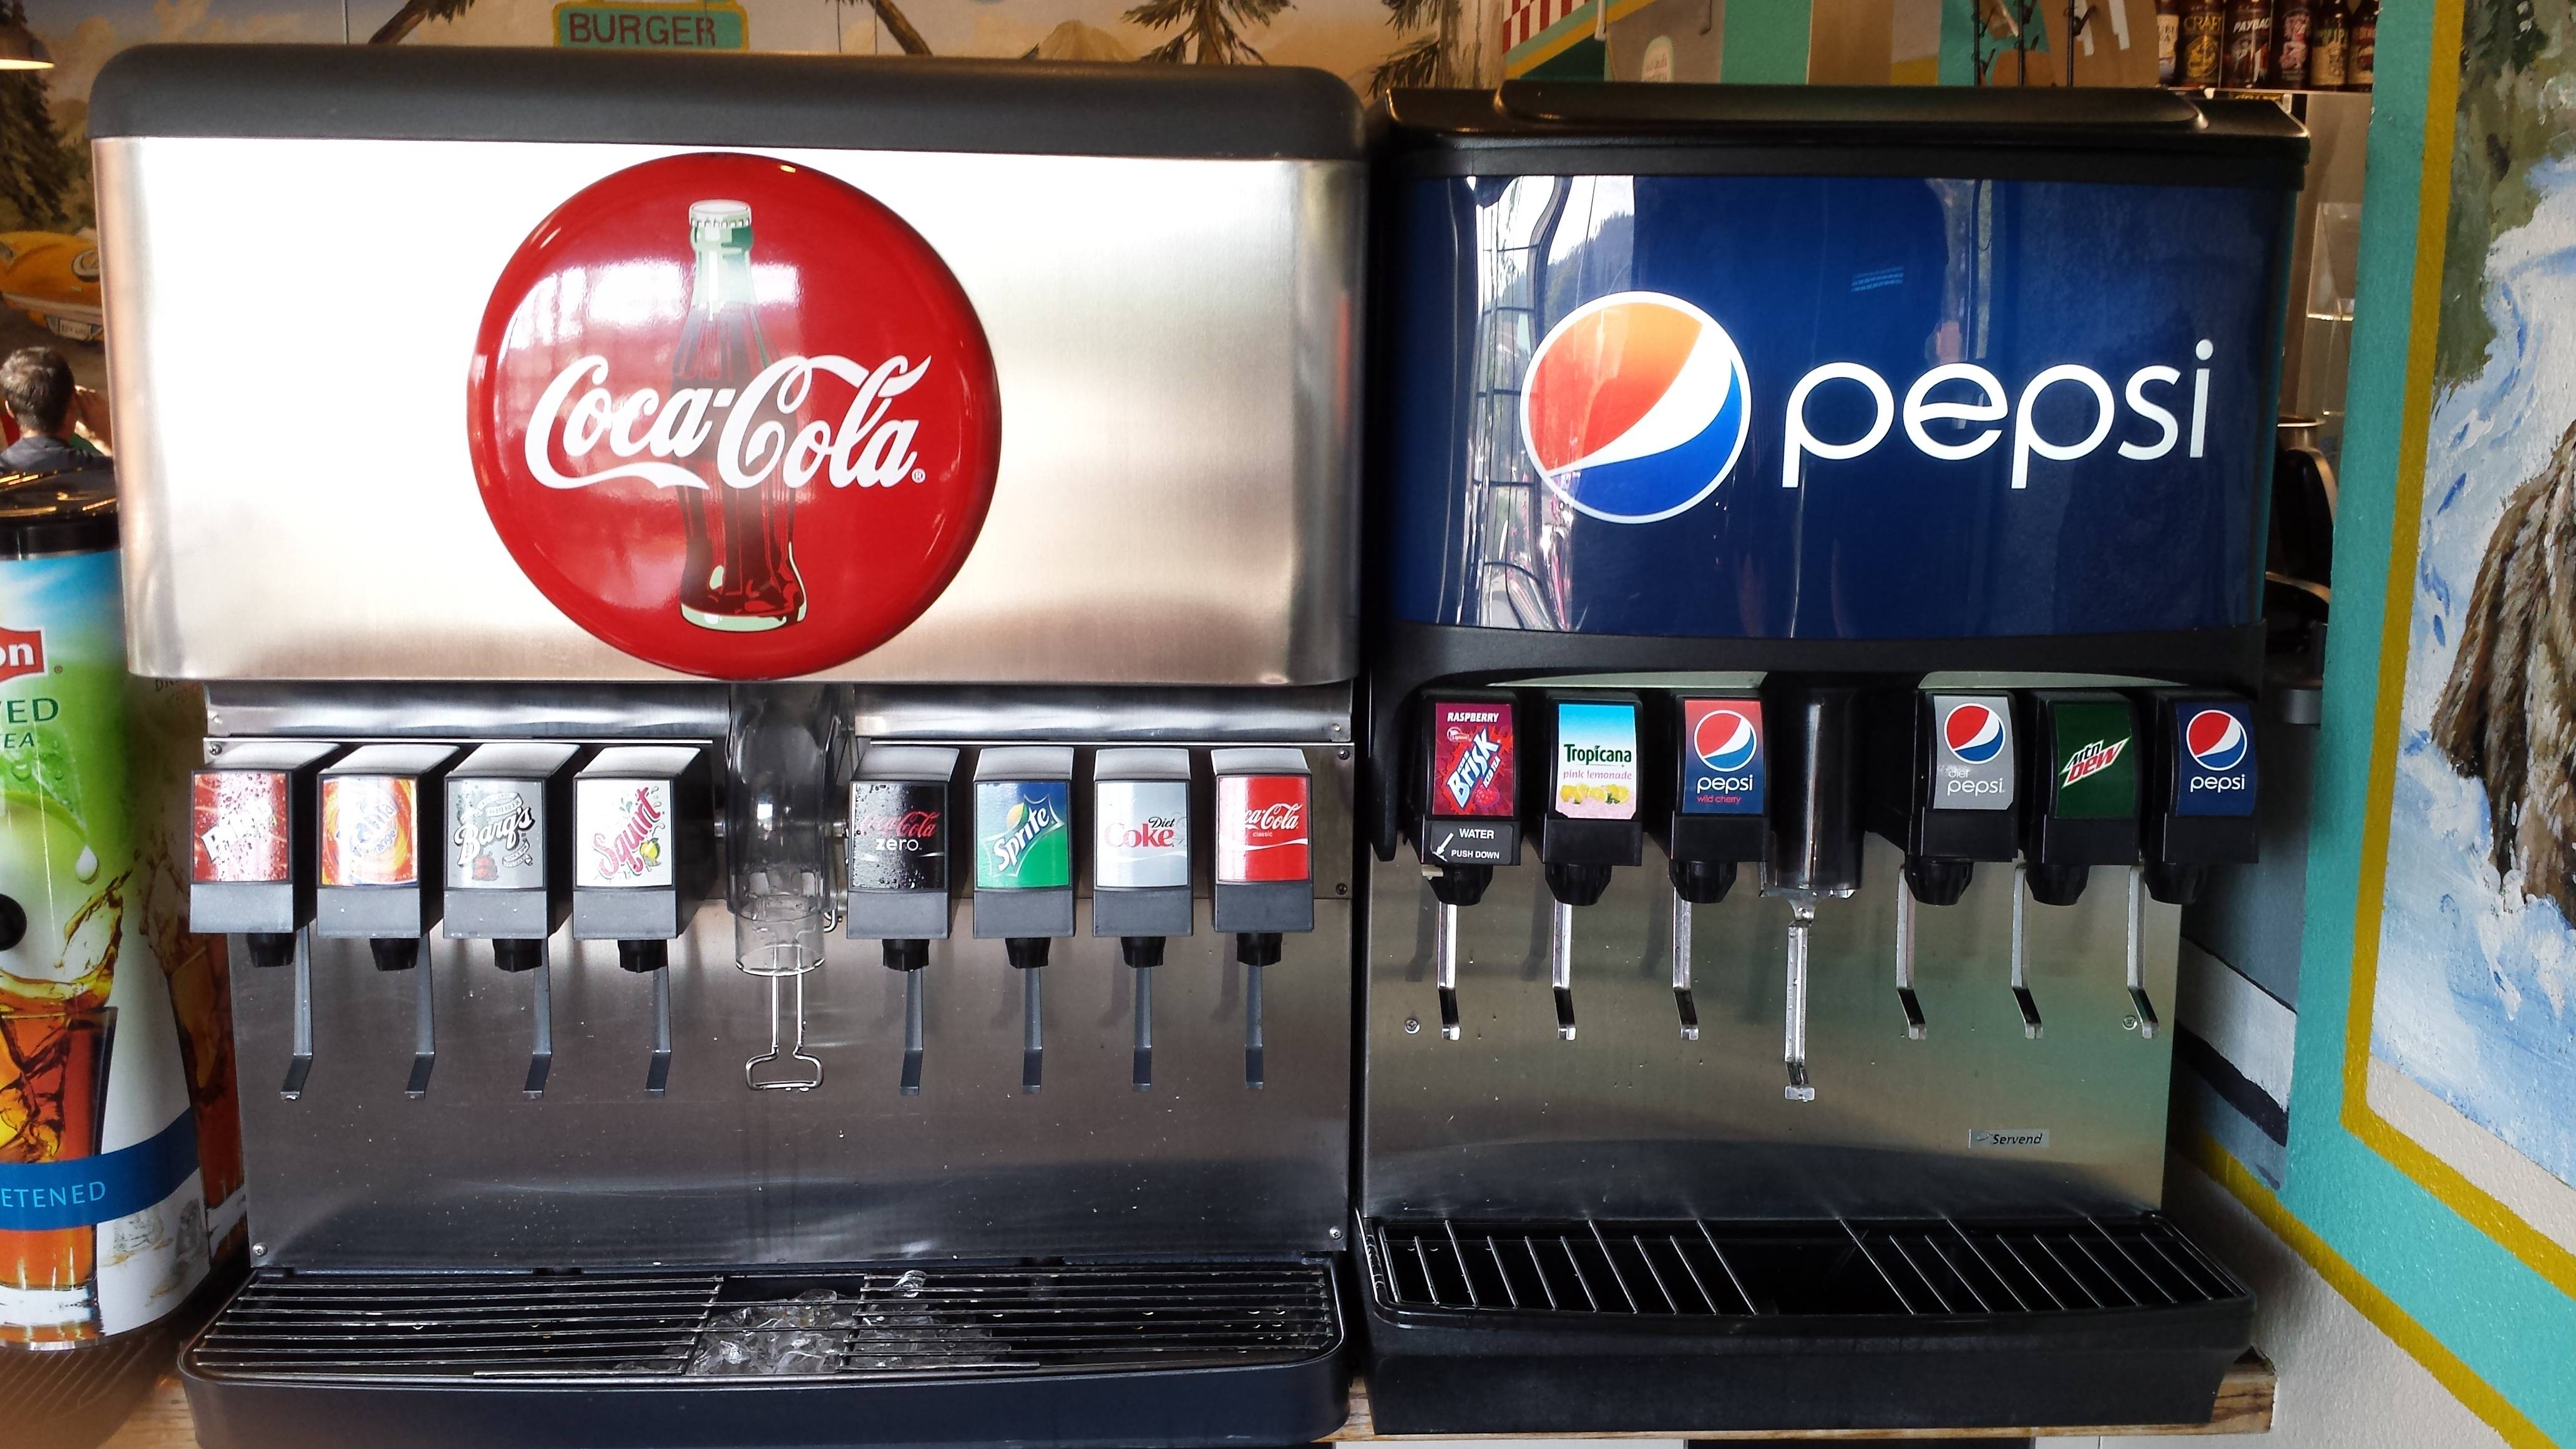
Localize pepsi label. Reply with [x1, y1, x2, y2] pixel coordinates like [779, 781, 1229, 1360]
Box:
[2172, 701, 2256, 817]
[1679, 697, 1764, 815]
[849, 780, 946, 894]
[1929, 693, 2015, 812]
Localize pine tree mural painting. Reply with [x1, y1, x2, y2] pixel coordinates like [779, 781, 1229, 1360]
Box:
[0, 0, 75, 232]
[1126, 0, 1292, 64]
[1368, 0, 1459, 95]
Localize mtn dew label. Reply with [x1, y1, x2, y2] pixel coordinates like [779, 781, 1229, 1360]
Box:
[0, 545, 208, 1342]
[2050, 700, 2139, 821]
[975, 779, 1070, 891]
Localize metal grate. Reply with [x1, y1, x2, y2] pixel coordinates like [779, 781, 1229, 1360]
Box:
[188, 1262, 1336, 1382]
[1365, 1216, 2241, 1319]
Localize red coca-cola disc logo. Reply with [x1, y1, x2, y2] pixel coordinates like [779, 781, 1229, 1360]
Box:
[467, 154, 1002, 680]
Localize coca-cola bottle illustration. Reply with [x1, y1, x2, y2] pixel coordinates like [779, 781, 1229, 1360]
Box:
[674, 200, 807, 632]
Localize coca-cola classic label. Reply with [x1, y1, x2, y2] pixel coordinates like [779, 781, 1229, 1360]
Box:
[1216, 775, 1309, 886]
[849, 780, 947, 894]
[468, 154, 1002, 682]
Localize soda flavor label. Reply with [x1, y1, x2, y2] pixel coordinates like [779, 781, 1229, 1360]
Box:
[448, 782, 543, 890]
[975, 781, 1070, 891]
[1217, 775, 1310, 886]
[319, 777, 418, 887]
[2050, 702, 2139, 820]
[1095, 780, 1189, 890]
[1552, 701, 1639, 821]
[1930, 694, 2016, 813]
[849, 781, 947, 893]
[1680, 698, 1764, 815]
[576, 779, 673, 888]
[190, 771, 290, 883]
[1430, 701, 1516, 818]
[467, 153, 1002, 682]
[2174, 701, 2257, 817]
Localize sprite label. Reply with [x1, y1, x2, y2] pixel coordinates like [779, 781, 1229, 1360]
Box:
[975, 780, 1070, 891]
[2051, 701, 2138, 820]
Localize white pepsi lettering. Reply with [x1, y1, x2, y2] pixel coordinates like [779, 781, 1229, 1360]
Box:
[1781, 363, 1895, 489]
[526, 353, 931, 492]
[2188, 774, 2250, 792]
[2010, 364, 2116, 490]
[1901, 364, 2008, 461]
[2120, 366, 2182, 460]
[2190, 339, 2213, 459]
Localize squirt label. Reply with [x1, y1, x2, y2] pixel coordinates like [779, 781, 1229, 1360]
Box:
[1680, 698, 1764, 814]
[975, 780, 1070, 891]
[2173, 701, 2256, 817]
[575, 779, 673, 889]
[2050, 701, 2139, 820]
[1095, 781, 1189, 890]
[849, 781, 947, 893]
[1931, 694, 2016, 812]
[1216, 775, 1309, 886]
[1430, 701, 1516, 817]
[1552, 701, 1639, 821]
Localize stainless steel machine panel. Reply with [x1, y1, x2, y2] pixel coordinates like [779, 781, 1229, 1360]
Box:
[1361, 836, 2177, 1221]
[96, 139, 1359, 686]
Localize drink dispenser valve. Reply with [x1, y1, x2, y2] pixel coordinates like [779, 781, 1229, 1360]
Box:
[570, 744, 715, 1095]
[2016, 690, 2144, 1039]
[190, 741, 340, 1098]
[2135, 692, 2260, 1037]
[445, 743, 581, 1096]
[1762, 683, 1861, 1102]
[973, 746, 1075, 1095]
[1653, 694, 1768, 1042]
[725, 686, 836, 1093]
[1093, 748, 1194, 1092]
[847, 744, 959, 1096]
[1534, 695, 1646, 1043]
[315, 744, 459, 1098]
[1865, 691, 2019, 1039]
[1212, 748, 1314, 1090]
[1413, 693, 1521, 1040]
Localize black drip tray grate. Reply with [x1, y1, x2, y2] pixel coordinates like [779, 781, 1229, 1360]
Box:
[189, 1261, 1337, 1382]
[1365, 1215, 2242, 1319]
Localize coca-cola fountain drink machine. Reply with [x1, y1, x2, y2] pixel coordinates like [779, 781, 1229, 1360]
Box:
[94, 46, 1360, 1449]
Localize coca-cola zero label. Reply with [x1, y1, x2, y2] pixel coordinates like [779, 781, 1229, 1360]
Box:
[1216, 774, 1309, 886]
[849, 780, 947, 893]
[467, 154, 1002, 681]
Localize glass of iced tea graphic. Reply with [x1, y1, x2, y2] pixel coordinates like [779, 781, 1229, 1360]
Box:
[1, 1007, 117, 1344]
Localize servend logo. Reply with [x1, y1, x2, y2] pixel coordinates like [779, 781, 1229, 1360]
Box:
[1520, 290, 2223, 522]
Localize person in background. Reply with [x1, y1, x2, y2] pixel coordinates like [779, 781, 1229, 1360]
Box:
[0, 347, 111, 476]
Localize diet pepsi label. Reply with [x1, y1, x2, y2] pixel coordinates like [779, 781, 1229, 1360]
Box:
[1552, 701, 1640, 821]
[849, 780, 947, 894]
[2172, 701, 2256, 817]
[1929, 694, 2015, 812]
[1679, 698, 1764, 815]
[1095, 779, 1190, 890]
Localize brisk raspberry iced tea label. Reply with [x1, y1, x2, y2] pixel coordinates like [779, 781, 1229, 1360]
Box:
[468, 154, 1002, 680]
[320, 776, 418, 887]
[1217, 775, 1309, 886]
[192, 771, 290, 883]
[577, 779, 674, 888]
[1431, 701, 1515, 817]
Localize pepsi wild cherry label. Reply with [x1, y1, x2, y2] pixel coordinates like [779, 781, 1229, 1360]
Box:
[1680, 698, 1764, 816]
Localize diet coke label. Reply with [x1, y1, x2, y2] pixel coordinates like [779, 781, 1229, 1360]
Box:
[1095, 780, 1190, 890]
[469, 153, 1001, 682]
[1216, 775, 1309, 886]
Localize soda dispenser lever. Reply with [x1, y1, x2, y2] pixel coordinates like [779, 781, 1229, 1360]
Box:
[444, 743, 581, 1096]
[728, 686, 837, 1093]
[1762, 683, 1861, 1102]
[973, 746, 1076, 1094]
[570, 744, 715, 1094]
[1093, 748, 1194, 1092]
[1413, 694, 1521, 1040]
[1212, 748, 1314, 1088]
[2134, 692, 2260, 1038]
[1654, 694, 1769, 1041]
[847, 744, 960, 1095]
[190, 741, 341, 1098]
[315, 744, 460, 1098]
[2017, 691, 2144, 1038]
[1535, 695, 1646, 1042]
[1865, 690, 2020, 1038]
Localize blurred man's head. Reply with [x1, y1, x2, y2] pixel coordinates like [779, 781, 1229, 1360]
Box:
[1, 348, 76, 437]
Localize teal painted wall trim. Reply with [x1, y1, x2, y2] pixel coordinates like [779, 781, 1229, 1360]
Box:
[2285, 0, 2576, 1438]
[1721, 0, 1812, 80]
[1938, 0, 1979, 82]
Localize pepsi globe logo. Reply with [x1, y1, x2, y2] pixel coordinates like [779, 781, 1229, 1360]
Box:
[1520, 292, 1752, 523]
[2187, 708, 2250, 773]
[1944, 702, 2006, 764]
[467, 154, 1002, 681]
[1695, 708, 1759, 773]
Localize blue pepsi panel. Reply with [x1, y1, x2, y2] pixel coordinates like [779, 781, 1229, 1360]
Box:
[1679, 697, 1765, 815]
[1382, 173, 2286, 639]
[2172, 700, 2256, 816]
